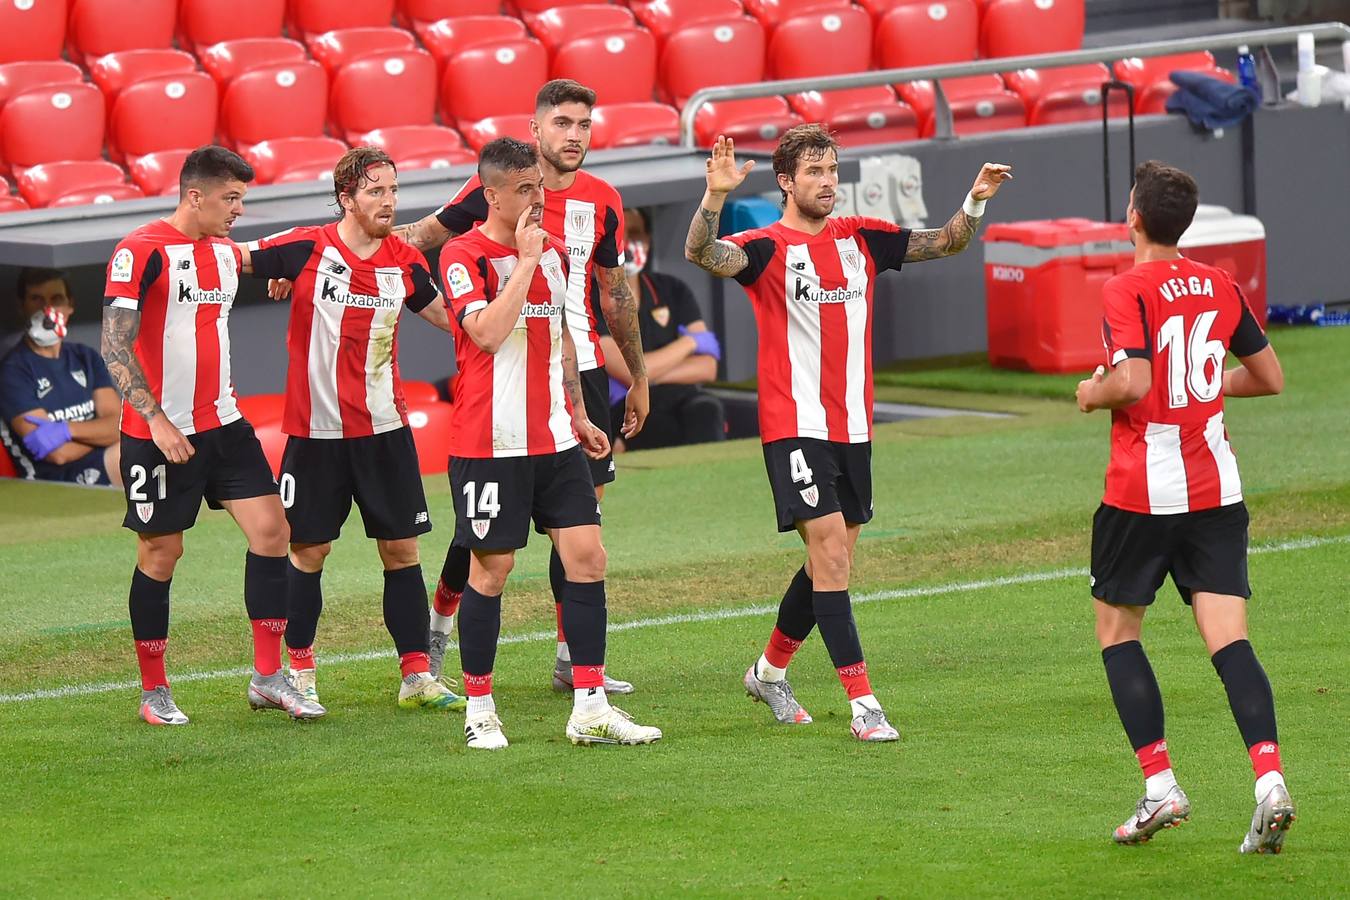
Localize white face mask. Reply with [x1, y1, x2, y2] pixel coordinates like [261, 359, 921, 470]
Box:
[623, 241, 649, 277]
[27, 307, 67, 348]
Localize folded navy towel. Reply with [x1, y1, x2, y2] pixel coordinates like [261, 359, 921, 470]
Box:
[1165, 70, 1259, 129]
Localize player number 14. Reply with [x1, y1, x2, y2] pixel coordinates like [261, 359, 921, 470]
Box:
[1157, 310, 1224, 409]
[463, 481, 501, 518]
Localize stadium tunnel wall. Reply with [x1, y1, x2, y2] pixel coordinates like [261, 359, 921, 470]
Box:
[4, 103, 1347, 392]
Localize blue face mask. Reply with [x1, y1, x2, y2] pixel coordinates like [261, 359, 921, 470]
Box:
[28, 307, 67, 348]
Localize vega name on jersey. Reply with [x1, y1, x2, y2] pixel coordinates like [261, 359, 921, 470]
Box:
[1158, 274, 1215, 303]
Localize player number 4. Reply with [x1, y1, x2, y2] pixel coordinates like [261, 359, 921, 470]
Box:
[127, 464, 166, 502]
[789, 449, 814, 485]
[463, 481, 501, 518]
[1157, 310, 1224, 409]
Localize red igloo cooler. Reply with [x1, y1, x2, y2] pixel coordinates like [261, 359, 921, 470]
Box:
[1179, 204, 1267, 324]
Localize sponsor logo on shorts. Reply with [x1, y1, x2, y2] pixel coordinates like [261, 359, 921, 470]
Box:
[799, 485, 819, 508]
[414, 511, 429, 525]
[607, 460, 615, 472]
[471, 519, 490, 539]
[136, 502, 154, 523]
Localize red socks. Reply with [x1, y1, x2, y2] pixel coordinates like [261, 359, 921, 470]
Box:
[1136, 738, 1172, 777]
[555, 602, 566, 642]
[572, 665, 605, 690]
[399, 651, 430, 678]
[463, 672, 493, 696]
[433, 580, 462, 617]
[1249, 741, 1283, 779]
[287, 645, 315, 672]
[134, 639, 168, 690]
[250, 619, 285, 677]
[764, 627, 804, 669]
[836, 661, 873, 700]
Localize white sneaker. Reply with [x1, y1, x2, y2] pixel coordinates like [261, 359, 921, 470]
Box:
[850, 706, 900, 742]
[464, 711, 509, 750]
[1239, 782, 1295, 854]
[1113, 784, 1191, 844]
[566, 706, 662, 746]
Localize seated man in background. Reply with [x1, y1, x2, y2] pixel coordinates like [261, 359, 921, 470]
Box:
[0, 267, 121, 485]
[601, 208, 725, 451]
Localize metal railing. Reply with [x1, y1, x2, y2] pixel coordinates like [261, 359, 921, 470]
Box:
[678, 21, 1350, 146]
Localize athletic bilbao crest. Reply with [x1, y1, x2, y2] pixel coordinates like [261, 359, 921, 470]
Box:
[377, 271, 401, 295]
[136, 502, 154, 523]
[799, 485, 819, 508]
[842, 250, 862, 276]
[471, 519, 491, 539]
[570, 210, 591, 235]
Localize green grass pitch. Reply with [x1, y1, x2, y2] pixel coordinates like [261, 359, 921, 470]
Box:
[0, 326, 1346, 896]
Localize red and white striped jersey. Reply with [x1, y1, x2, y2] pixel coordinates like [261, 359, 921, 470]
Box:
[434, 170, 624, 372]
[725, 216, 911, 444]
[246, 223, 439, 439]
[441, 228, 575, 458]
[1100, 257, 1268, 515]
[103, 219, 243, 439]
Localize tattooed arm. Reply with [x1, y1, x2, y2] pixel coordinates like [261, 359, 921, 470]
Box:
[684, 135, 755, 278]
[906, 162, 1014, 263]
[597, 265, 649, 437]
[102, 305, 193, 463]
[392, 212, 455, 253]
[562, 325, 610, 461]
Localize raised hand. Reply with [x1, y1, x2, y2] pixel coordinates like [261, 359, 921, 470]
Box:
[970, 163, 1014, 201]
[267, 278, 293, 301]
[515, 204, 547, 263]
[706, 135, 755, 196]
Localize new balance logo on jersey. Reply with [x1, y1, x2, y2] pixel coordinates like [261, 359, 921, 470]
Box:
[1158, 275, 1215, 303]
[177, 284, 232, 304]
[320, 278, 397, 309]
[177, 259, 192, 270]
[521, 302, 562, 318]
[414, 511, 429, 525]
[327, 261, 348, 275]
[792, 261, 807, 271]
[792, 279, 865, 304]
[471, 519, 490, 538]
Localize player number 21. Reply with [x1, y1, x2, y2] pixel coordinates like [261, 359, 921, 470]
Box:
[127, 464, 167, 501]
[463, 481, 501, 518]
[1157, 310, 1224, 409]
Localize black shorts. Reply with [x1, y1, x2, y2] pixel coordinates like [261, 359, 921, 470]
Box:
[280, 427, 431, 544]
[1090, 502, 1251, 606]
[450, 445, 601, 551]
[762, 438, 873, 533]
[581, 366, 615, 486]
[120, 417, 277, 534]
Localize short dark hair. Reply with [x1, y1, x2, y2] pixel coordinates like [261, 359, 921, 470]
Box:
[1131, 160, 1198, 245]
[535, 78, 596, 113]
[333, 146, 396, 211]
[772, 124, 840, 204]
[16, 267, 71, 301]
[478, 137, 539, 187]
[179, 145, 254, 198]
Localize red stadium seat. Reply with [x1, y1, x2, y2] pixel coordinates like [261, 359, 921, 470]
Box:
[16, 159, 127, 207]
[288, 0, 396, 39]
[0, 61, 83, 111]
[896, 75, 1025, 136]
[526, 5, 636, 53]
[742, 0, 848, 30]
[590, 101, 679, 148]
[788, 87, 920, 145]
[1003, 63, 1128, 126]
[660, 17, 765, 105]
[631, 0, 744, 47]
[68, 0, 177, 61]
[0, 83, 105, 169]
[874, 0, 977, 66]
[242, 136, 348, 184]
[331, 49, 438, 141]
[418, 15, 526, 67]
[220, 61, 328, 149]
[1114, 52, 1233, 114]
[402, 380, 441, 404]
[440, 40, 547, 125]
[109, 73, 217, 162]
[88, 49, 197, 103]
[979, 0, 1083, 59]
[406, 402, 455, 475]
[309, 26, 417, 73]
[0, 0, 66, 64]
[200, 38, 309, 85]
[693, 96, 803, 150]
[551, 30, 656, 105]
[235, 393, 286, 426]
[855, 0, 930, 21]
[360, 125, 474, 170]
[128, 149, 193, 196]
[462, 114, 535, 151]
[397, 0, 505, 34]
[515, 0, 598, 14]
[0, 196, 29, 213]
[179, 0, 286, 49]
[768, 8, 871, 79]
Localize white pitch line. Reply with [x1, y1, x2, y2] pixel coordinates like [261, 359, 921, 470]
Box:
[2, 533, 1346, 705]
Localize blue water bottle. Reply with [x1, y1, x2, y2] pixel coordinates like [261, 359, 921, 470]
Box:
[1236, 44, 1262, 101]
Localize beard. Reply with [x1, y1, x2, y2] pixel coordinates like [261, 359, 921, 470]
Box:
[540, 142, 585, 174]
[354, 205, 393, 239]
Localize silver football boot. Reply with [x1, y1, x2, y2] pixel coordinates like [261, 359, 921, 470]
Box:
[139, 685, 189, 726]
[1112, 784, 1191, 844]
[743, 665, 812, 724]
[248, 671, 326, 720]
[1239, 782, 1296, 854]
[551, 659, 635, 695]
